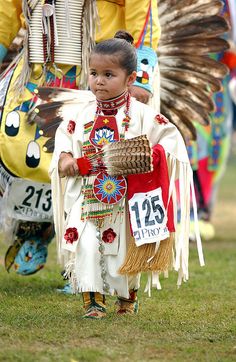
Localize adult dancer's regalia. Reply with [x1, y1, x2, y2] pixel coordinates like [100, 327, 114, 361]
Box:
[0, 0, 160, 274]
[173, 0, 235, 240]
[0, 0, 230, 280]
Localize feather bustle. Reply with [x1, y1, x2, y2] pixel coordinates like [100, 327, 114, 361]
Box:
[160, 16, 229, 42]
[158, 0, 229, 140]
[158, 38, 229, 56]
[158, 0, 222, 17]
[160, 103, 196, 140]
[159, 2, 224, 27]
[160, 68, 222, 93]
[159, 55, 229, 79]
[161, 89, 210, 126]
[160, 79, 215, 113]
[43, 138, 55, 153]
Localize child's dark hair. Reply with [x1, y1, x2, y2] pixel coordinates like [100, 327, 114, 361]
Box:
[90, 30, 137, 75]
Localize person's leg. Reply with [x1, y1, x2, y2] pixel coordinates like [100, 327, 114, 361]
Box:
[5, 220, 54, 274]
[116, 274, 140, 315]
[72, 221, 107, 319]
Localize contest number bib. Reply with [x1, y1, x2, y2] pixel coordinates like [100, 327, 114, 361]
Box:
[128, 187, 169, 246]
[6, 179, 53, 222]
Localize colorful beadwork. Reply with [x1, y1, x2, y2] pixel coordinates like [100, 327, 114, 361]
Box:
[93, 173, 127, 205]
[89, 115, 120, 148]
[155, 114, 169, 125]
[81, 91, 130, 221]
[67, 120, 76, 134]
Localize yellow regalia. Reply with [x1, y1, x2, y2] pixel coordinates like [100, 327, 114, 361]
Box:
[0, 0, 160, 183]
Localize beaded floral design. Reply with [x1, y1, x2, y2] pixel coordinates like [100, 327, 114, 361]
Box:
[155, 114, 169, 125]
[102, 228, 117, 243]
[64, 227, 79, 244]
[67, 120, 76, 134]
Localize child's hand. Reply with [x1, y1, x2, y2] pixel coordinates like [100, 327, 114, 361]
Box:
[58, 152, 79, 178]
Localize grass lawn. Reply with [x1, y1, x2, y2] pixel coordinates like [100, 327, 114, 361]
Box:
[0, 152, 236, 362]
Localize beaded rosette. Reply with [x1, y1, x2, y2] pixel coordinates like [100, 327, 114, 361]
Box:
[93, 173, 127, 205]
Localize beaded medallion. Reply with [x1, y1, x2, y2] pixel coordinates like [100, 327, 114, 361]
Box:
[93, 173, 127, 205]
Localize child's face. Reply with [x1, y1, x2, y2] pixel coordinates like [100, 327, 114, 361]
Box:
[89, 53, 136, 100]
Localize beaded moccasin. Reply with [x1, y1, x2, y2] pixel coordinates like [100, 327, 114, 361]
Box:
[116, 289, 139, 315]
[82, 292, 106, 319]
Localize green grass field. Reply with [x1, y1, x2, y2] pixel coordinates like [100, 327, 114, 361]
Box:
[0, 152, 236, 362]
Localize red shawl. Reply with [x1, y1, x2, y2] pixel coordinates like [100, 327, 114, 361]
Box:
[127, 143, 175, 233]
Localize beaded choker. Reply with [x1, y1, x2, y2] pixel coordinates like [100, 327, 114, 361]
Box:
[96, 91, 130, 113]
[94, 91, 131, 142]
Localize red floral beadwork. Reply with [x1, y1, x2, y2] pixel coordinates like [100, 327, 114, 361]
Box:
[102, 228, 117, 243]
[155, 114, 169, 125]
[67, 120, 76, 134]
[64, 227, 79, 244]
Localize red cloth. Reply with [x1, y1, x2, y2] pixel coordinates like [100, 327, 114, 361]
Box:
[221, 51, 236, 71]
[197, 157, 215, 205]
[127, 144, 175, 233]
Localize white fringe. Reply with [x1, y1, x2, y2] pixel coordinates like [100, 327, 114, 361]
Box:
[0, 166, 18, 243]
[144, 271, 162, 297]
[167, 155, 204, 287]
[80, 0, 98, 89]
[50, 167, 66, 264]
[64, 257, 118, 295]
[64, 258, 78, 294]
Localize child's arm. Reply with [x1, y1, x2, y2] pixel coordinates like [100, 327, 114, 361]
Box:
[0, 0, 23, 63]
[58, 152, 79, 178]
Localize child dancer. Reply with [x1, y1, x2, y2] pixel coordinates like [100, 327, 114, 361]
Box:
[50, 31, 202, 319]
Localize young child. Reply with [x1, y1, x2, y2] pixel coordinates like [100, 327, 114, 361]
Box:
[50, 31, 203, 319]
